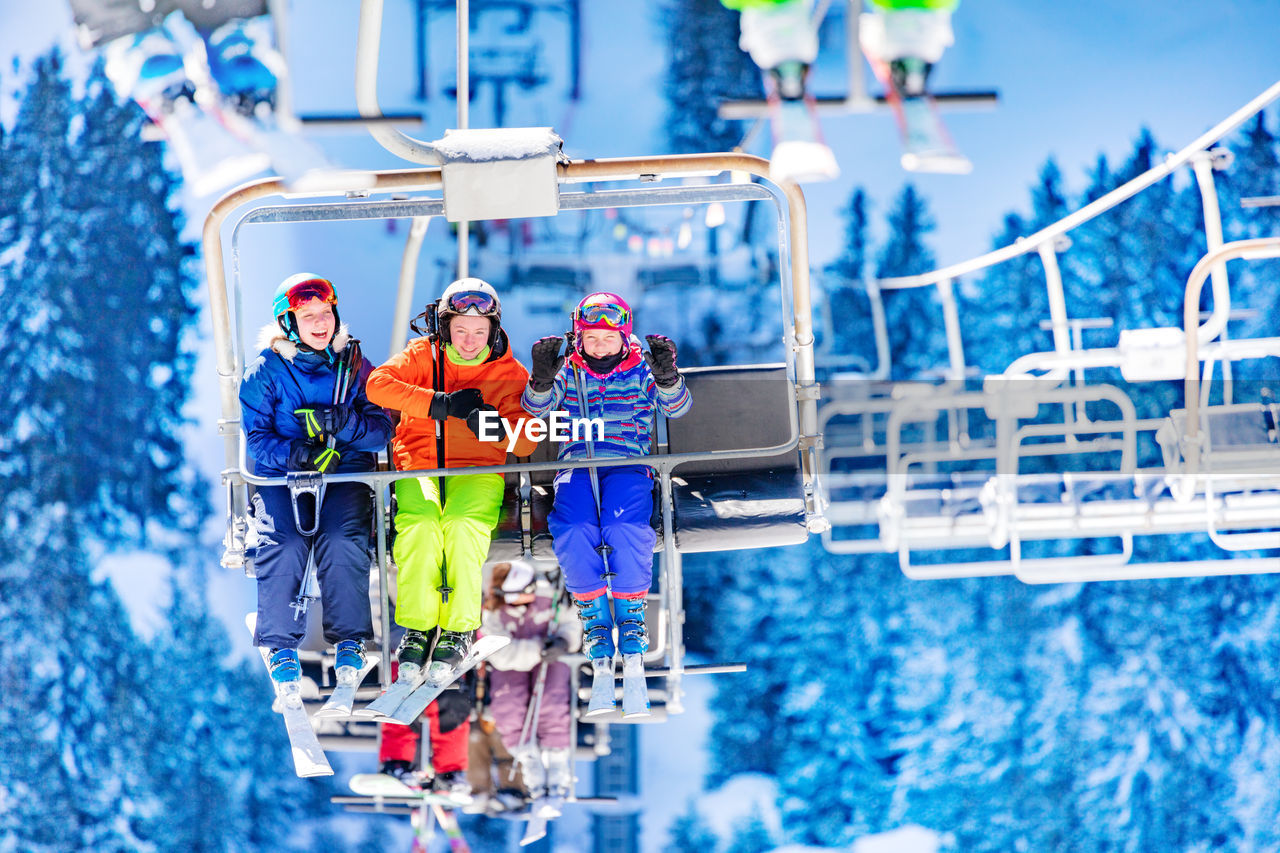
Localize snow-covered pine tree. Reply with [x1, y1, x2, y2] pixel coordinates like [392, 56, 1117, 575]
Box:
[724, 805, 774, 853]
[876, 184, 947, 379]
[663, 801, 720, 853]
[73, 60, 200, 543]
[1223, 109, 1280, 341]
[823, 187, 879, 371]
[661, 0, 759, 154]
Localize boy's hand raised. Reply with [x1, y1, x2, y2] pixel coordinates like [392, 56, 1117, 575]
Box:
[529, 336, 565, 392]
[644, 335, 680, 388]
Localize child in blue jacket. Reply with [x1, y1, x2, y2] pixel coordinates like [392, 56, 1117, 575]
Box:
[520, 292, 690, 716]
[239, 273, 393, 686]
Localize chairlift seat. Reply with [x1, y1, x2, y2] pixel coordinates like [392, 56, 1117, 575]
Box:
[664, 365, 808, 553]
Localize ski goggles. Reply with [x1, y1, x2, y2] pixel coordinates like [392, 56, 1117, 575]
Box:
[443, 290, 498, 316]
[575, 300, 630, 328]
[285, 278, 337, 310]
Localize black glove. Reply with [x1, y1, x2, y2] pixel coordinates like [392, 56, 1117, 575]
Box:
[529, 336, 566, 392]
[644, 335, 680, 388]
[295, 403, 352, 439]
[466, 404, 503, 441]
[287, 438, 324, 471]
[429, 388, 485, 421]
[541, 635, 570, 663]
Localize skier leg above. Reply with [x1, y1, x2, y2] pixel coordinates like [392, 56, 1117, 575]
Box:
[721, 0, 839, 182]
[367, 279, 539, 689]
[724, 0, 819, 100]
[200, 15, 283, 116]
[522, 293, 692, 718]
[482, 561, 579, 816]
[861, 0, 959, 98]
[238, 274, 393, 689]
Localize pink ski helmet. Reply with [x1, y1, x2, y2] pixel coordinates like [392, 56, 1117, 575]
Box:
[573, 292, 632, 341]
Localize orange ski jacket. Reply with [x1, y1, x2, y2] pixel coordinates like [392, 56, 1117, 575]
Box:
[367, 335, 539, 471]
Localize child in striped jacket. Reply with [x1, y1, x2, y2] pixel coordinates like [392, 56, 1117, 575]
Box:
[520, 292, 691, 716]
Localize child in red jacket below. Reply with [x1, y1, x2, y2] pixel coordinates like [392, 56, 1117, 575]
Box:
[378, 661, 473, 801]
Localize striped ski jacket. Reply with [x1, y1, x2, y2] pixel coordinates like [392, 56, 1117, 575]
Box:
[521, 337, 692, 461]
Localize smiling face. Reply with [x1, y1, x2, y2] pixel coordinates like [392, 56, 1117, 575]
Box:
[450, 314, 492, 359]
[293, 299, 335, 350]
[580, 329, 624, 359]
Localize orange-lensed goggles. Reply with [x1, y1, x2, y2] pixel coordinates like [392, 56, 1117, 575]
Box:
[286, 278, 337, 310]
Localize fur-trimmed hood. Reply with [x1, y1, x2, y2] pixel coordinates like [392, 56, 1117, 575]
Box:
[256, 322, 353, 361]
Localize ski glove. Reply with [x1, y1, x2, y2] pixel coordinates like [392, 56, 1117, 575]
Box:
[295, 404, 351, 440]
[287, 438, 333, 472]
[429, 388, 485, 421]
[465, 404, 504, 441]
[529, 336, 566, 392]
[644, 335, 680, 388]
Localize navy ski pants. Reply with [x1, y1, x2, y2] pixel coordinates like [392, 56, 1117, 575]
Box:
[252, 482, 374, 650]
[548, 464, 655, 597]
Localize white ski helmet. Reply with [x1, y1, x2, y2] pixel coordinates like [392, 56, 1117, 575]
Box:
[437, 277, 501, 345]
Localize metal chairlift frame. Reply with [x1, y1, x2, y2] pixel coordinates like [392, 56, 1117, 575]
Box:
[205, 155, 823, 716]
[817, 79, 1280, 582]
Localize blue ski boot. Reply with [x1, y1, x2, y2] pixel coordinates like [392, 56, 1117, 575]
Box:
[268, 647, 300, 686]
[574, 595, 616, 716]
[334, 638, 366, 687]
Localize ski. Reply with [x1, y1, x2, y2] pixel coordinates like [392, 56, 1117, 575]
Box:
[585, 657, 616, 717]
[384, 635, 512, 726]
[621, 654, 651, 718]
[520, 815, 548, 847]
[313, 653, 380, 718]
[865, 54, 972, 175]
[349, 772, 420, 797]
[355, 664, 426, 719]
[245, 614, 332, 778]
[432, 803, 473, 853]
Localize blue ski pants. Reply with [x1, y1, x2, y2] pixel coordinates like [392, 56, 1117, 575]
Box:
[252, 482, 374, 650]
[548, 465, 655, 597]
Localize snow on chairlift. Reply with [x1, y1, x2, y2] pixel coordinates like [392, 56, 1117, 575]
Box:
[204, 130, 826, 748]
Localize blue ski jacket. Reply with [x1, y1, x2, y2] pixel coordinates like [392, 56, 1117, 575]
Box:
[239, 324, 393, 476]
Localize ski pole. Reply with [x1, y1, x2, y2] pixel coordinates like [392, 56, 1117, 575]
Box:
[569, 357, 615, 599]
[431, 324, 453, 603]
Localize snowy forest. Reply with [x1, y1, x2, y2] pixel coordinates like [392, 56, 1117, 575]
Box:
[4, 1, 1280, 851]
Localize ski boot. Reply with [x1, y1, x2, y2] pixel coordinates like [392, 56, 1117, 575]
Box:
[334, 638, 366, 687]
[203, 17, 279, 117]
[380, 759, 422, 790]
[426, 629, 474, 687]
[395, 629, 432, 686]
[431, 769, 473, 804]
[268, 647, 300, 683]
[889, 56, 932, 99]
[268, 647, 301, 707]
[540, 747, 572, 818]
[769, 59, 809, 101]
[616, 596, 651, 718]
[573, 594, 616, 716]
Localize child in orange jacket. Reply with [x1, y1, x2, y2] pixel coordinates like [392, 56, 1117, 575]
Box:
[367, 278, 537, 685]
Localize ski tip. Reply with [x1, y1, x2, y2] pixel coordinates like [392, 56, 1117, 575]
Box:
[901, 151, 973, 175]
